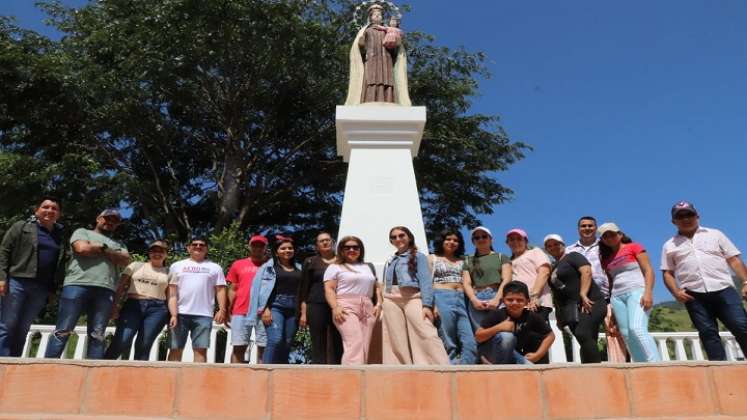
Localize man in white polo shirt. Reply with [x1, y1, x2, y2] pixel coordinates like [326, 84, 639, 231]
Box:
[661, 201, 747, 360]
[167, 237, 227, 363]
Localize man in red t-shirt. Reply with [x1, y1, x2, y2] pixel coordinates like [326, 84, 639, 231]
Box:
[226, 235, 268, 363]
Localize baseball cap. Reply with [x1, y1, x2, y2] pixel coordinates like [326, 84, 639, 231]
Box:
[671, 201, 698, 217]
[598, 223, 621, 236]
[249, 234, 268, 245]
[98, 209, 122, 220]
[543, 234, 565, 246]
[148, 240, 168, 250]
[470, 226, 492, 238]
[506, 228, 528, 240]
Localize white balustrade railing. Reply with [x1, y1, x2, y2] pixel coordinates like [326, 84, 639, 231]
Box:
[20, 324, 258, 364]
[16, 323, 743, 364]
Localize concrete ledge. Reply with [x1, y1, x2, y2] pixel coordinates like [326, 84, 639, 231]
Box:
[1, 359, 746, 419]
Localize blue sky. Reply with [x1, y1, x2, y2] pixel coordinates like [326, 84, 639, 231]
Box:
[4, 1, 746, 302]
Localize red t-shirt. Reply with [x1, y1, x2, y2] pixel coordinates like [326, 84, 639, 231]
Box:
[226, 258, 263, 315]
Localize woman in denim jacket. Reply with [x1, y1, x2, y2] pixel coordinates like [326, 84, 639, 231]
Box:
[247, 237, 302, 364]
[381, 226, 449, 364]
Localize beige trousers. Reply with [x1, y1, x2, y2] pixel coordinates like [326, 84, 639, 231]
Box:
[605, 304, 629, 362]
[382, 287, 450, 365]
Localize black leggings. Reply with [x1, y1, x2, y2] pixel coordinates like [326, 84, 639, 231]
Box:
[306, 302, 343, 364]
[567, 299, 607, 363]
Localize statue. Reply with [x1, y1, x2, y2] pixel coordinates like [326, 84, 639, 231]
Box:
[345, 3, 411, 106]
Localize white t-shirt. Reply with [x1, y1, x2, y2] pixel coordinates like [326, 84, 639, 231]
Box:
[323, 263, 376, 297]
[169, 258, 226, 317]
[661, 227, 741, 293]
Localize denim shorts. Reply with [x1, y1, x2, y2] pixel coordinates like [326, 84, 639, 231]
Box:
[169, 314, 213, 349]
[230, 314, 267, 347]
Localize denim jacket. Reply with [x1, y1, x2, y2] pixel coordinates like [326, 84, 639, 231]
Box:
[383, 251, 434, 308]
[246, 258, 302, 326]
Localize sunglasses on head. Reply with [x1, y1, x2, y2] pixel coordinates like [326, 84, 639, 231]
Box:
[389, 233, 407, 240]
[342, 245, 360, 251]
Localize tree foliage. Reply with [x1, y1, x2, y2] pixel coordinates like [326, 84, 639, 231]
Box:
[0, 0, 528, 251]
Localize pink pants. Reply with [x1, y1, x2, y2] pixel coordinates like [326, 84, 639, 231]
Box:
[334, 295, 376, 365]
[605, 304, 628, 362]
[382, 287, 450, 365]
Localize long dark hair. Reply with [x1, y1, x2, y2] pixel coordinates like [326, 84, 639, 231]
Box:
[390, 226, 418, 275]
[273, 237, 297, 267]
[599, 232, 633, 261]
[433, 229, 465, 257]
[335, 236, 365, 264]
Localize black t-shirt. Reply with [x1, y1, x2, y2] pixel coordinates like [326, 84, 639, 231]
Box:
[549, 252, 603, 305]
[299, 256, 330, 304]
[274, 266, 302, 296]
[480, 308, 552, 355]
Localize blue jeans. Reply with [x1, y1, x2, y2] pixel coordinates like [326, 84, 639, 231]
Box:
[478, 332, 531, 365]
[0, 278, 49, 356]
[263, 294, 298, 364]
[610, 288, 660, 362]
[434, 289, 477, 364]
[468, 287, 497, 330]
[169, 314, 213, 349]
[104, 298, 169, 360]
[44, 285, 114, 359]
[685, 287, 747, 361]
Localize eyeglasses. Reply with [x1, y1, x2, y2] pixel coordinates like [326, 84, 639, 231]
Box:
[342, 245, 360, 251]
[389, 233, 407, 240]
[674, 213, 696, 220]
[472, 235, 489, 240]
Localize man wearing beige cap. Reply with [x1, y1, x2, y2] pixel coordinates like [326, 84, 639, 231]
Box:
[45, 209, 131, 359]
[661, 201, 747, 360]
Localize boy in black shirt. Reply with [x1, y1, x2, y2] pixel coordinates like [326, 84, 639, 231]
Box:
[475, 281, 555, 364]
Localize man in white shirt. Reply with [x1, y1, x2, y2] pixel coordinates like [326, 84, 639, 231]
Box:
[567, 216, 628, 362]
[661, 201, 747, 360]
[167, 237, 227, 363]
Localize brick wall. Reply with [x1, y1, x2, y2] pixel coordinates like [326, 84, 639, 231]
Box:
[1, 360, 746, 419]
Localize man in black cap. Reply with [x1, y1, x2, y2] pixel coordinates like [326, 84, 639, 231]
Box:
[45, 209, 131, 359]
[661, 201, 747, 360]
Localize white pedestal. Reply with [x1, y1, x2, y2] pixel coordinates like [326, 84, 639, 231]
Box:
[335, 105, 428, 267]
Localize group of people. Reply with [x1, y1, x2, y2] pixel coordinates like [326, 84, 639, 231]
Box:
[1, 197, 746, 366]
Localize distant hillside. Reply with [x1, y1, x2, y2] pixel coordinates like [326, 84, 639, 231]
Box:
[650, 301, 693, 332]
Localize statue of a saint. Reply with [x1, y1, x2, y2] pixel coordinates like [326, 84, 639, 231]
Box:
[345, 4, 411, 106]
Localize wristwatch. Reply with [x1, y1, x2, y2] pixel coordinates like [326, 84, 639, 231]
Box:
[101, 243, 109, 253]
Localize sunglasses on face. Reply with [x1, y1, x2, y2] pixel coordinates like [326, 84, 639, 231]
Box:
[674, 213, 696, 220]
[190, 243, 207, 248]
[342, 245, 360, 251]
[472, 235, 489, 241]
[389, 233, 407, 240]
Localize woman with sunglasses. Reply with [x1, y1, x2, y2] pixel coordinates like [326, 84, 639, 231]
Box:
[430, 229, 478, 364]
[105, 240, 170, 361]
[248, 236, 302, 364]
[463, 226, 512, 330]
[298, 232, 343, 364]
[323, 236, 382, 364]
[598, 223, 660, 362]
[382, 226, 449, 364]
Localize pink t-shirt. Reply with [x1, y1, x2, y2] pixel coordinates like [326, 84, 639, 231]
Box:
[602, 242, 646, 296]
[511, 248, 552, 307]
[226, 258, 262, 315]
[323, 263, 376, 297]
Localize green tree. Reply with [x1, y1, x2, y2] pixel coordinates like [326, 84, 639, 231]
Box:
[1, 1, 528, 250]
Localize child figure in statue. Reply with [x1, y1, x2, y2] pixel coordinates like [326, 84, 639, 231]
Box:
[382, 16, 402, 49]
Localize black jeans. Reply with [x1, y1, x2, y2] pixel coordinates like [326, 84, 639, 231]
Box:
[685, 287, 747, 361]
[306, 302, 343, 364]
[566, 298, 607, 363]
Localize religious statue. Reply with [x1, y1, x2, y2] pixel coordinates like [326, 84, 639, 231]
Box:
[345, 3, 411, 106]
